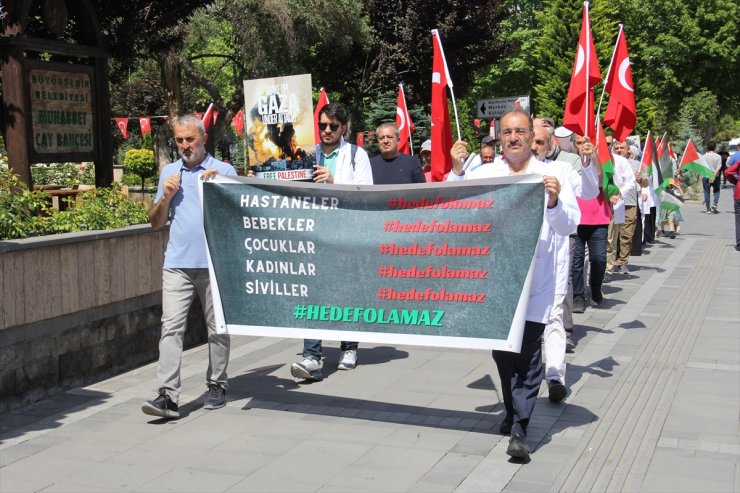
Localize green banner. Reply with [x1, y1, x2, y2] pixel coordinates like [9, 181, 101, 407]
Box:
[202, 176, 545, 351]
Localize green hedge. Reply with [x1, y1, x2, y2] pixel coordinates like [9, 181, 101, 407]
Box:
[1, 168, 149, 240]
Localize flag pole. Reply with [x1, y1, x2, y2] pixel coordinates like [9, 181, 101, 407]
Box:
[400, 83, 415, 155]
[584, 2, 590, 139]
[597, 24, 623, 126]
[433, 29, 462, 140]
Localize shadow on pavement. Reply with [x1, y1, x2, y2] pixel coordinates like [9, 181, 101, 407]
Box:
[534, 402, 599, 452]
[0, 389, 110, 444]
[229, 363, 508, 435]
[567, 356, 619, 387]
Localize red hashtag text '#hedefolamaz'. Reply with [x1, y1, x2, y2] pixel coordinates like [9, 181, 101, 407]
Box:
[386, 196, 493, 209]
[383, 219, 491, 233]
[376, 287, 486, 303]
[378, 242, 490, 256]
[377, 265, 488, 279]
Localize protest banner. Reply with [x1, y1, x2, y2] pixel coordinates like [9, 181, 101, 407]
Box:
[243, 74, 316, 181]
[201, 177, 545, 352]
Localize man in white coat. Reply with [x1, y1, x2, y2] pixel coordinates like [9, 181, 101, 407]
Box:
[531, 123, 599, 404]
[448, 109, 581, 460]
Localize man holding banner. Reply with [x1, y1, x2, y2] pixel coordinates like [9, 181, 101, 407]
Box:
[449, 109, 581, 460]
[290, 103, 373, 381]
[142, 115, 236, 420]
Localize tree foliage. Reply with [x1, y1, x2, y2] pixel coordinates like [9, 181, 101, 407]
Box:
[123, 149, 156, 191]
[677, 89, 720, 146]
[532, 0, 618, 121]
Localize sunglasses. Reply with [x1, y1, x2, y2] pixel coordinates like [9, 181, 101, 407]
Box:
[319, 122, 341, 131]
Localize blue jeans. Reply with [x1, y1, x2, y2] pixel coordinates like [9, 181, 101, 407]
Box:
[303, 339, 358, 360]
[572, 224, 608, 302]
[703, 177, 720, 209]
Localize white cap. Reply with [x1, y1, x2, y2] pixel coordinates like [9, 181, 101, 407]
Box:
[421, 139, 432, 152]
[554, 126, 574, 153]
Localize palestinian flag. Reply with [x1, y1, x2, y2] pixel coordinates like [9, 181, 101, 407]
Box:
[640, 130, 654, 173]
[659, 188, 683, 211]
[655, 132, 673, 192]
[679, 139, 714, 179]
[650, 136, 665, 193]
[596, 122, 620, 197]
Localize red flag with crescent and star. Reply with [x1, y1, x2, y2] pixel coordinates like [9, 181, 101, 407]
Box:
[562, 2, 601, 139]
[201, 103, 215, 131]
[138, 117, 151, 138]
[396, 84, 415, 155]
[603, 27, 636, 142]
[314, 88, 329, 145]
[232, 109, 245, 136]
[114, 118, 129, 140]
[430, 29, 453, 182]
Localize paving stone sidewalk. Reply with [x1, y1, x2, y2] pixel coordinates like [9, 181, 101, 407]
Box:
[1, 189, 738, 493]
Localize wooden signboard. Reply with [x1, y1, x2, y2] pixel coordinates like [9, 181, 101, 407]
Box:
[24, 60, 97, 163]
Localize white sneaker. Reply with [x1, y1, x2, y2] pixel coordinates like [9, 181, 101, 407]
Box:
[338, 350, 357, 370]
[290, 358, 323, 381]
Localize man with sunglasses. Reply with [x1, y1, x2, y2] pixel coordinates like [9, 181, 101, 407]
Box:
[142, 115, 236, 419]
[290, 102, 373, 382]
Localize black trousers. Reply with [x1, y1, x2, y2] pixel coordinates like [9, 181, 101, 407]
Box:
[643, 206, 657, 243]
[492, 320, 545, 437]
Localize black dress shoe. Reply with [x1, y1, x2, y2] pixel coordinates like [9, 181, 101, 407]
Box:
[499, 418, 513, 435]
[566, 337, 576, 353]
[548, 380, 567, 403]
[506, 433, 530, 460]
[573, 297, 586, 313]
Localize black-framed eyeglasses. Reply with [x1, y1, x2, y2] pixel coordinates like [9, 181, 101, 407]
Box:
[319, 122, 340, 131]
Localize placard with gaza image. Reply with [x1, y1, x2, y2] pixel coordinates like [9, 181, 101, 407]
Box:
[243, 74, 316, 181]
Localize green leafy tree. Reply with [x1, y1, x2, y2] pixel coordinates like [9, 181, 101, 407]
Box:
[621, 0, 739, 135]
[123, 149, 156, 192]
[532, 0, 618, 123]
[469, 0, 542, 103]
[676, 89, 720, 146]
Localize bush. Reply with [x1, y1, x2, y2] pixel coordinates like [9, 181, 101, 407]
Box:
[123, 148, 156, 191]
[121, 172, 158, 188]
[0, 168, 150, 240]
[31, 162, 95, 187]
[0, 169, 52, 239]
[42, 184, 149, 234]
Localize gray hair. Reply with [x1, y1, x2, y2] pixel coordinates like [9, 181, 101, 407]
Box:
[534, 121, 555, 147]
[376, 122, 400, 139]
[174, 114, 206, 135]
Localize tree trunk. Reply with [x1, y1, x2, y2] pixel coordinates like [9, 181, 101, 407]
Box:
[154, 48, 183, 171]
[153, 124, 173, 169]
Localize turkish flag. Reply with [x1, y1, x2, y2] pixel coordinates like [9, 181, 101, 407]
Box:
[232, 109, 245, 136]
[396, 84, 415, 155]
[314, 88, 330, 145]
[139, 117, 151, 138]
[562, 4, 601, 138]
[114, 118, 129, 140]
[201, 103, 215, 131]
[603, 28, 636, 141]
[430, 29, 453, 182]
